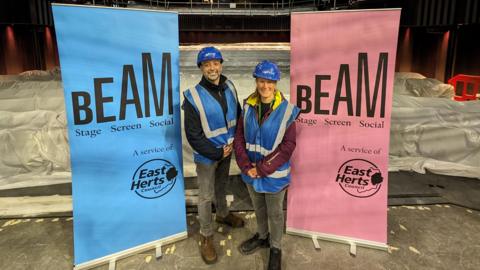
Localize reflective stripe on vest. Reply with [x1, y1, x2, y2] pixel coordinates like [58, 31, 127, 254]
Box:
[269, 167, 290, 178]
[225, 80, 238, 130]
[241, 162, 291, 193]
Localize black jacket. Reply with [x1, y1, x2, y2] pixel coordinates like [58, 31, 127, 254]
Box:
[183, 74, 241, 161]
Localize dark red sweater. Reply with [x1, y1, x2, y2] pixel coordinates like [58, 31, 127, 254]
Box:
[233, 102, 297, 177]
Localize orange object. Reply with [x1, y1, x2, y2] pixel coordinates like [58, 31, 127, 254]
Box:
[448, 74, 480, 101]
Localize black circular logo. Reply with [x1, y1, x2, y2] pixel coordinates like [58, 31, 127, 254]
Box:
[336, 159, 383, 198]
[131, 159, 178, 199]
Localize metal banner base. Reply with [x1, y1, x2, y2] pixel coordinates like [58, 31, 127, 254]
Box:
[74, 231, 188, 270]
[286, 227, 388, 256]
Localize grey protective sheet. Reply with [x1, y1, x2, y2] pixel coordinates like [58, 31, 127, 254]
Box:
[389, 73, 480, 179]
[1, 46, 479, 192]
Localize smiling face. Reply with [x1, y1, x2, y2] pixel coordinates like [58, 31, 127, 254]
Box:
[255, 77, 277, 103]
[200, 59, 222, 85]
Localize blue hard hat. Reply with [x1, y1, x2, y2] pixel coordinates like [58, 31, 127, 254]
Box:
[197, 46, 223, 67]
[253, 60, 281, 81]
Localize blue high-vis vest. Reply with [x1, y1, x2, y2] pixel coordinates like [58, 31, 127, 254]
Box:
[241, 99, 300, 193]
[184, 80, 238, 164]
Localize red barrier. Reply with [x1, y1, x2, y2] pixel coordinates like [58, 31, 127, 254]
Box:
[448, 74, 480, 101]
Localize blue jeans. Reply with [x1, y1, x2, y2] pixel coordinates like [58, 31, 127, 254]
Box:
[246, 184, 286, 249]
[196, 155, 231, 237]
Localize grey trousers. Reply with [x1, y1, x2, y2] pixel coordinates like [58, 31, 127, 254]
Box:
[246, 184, 286, 249]
[196, 155, 231, 237]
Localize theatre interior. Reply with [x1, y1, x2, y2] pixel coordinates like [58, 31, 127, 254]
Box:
[0, 0, 479, 269]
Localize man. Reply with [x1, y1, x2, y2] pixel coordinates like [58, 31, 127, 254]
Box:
[183, 46, 245, 264]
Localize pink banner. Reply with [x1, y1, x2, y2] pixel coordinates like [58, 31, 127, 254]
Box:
[287, 9, 400, 246]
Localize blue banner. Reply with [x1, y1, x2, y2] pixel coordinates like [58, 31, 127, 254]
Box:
[52, 5, 186, 266]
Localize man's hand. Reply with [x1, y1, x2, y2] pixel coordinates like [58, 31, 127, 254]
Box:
[223, 143, 233, 158]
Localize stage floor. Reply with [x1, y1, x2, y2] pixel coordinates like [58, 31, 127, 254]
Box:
[1, 171, 479, 269]
[0, 203, 479, 270]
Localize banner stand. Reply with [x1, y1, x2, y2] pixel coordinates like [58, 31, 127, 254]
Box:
[286, 227, 388, 255]
[74, 232, 187, 270]
[52, 4, 187, 269]
[155, 243, 163, 259]
[312, 235, 321, 250]
[287, 9, 400, 255]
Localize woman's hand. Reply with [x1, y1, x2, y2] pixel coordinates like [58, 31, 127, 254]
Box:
[247, 163, 260, 178]
[247, 167, 258, 178]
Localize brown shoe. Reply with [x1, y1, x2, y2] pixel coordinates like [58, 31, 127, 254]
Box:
[200, 235, 217, 264]
[216, 213, 245, 228]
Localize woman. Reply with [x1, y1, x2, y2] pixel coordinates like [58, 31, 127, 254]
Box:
[234, 60, 300, 270]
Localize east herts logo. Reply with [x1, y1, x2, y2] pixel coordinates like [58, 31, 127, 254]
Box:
[131, 159, 178, 199]
[336, 159, 384, 198]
